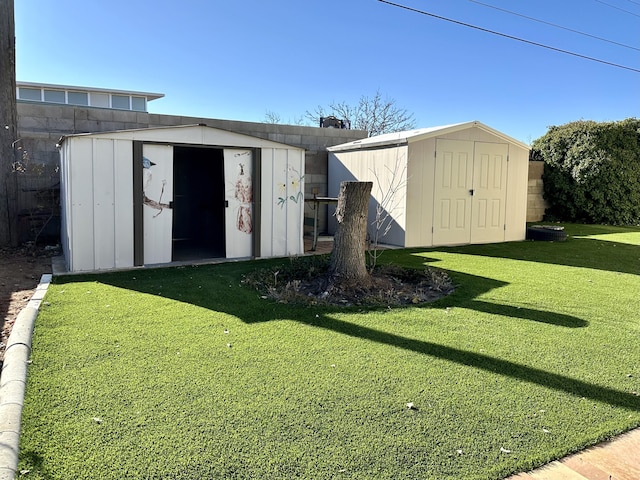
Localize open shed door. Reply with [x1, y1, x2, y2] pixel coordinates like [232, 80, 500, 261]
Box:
[142, 144, 174, 264]
[433, 139, 474, 245]
[224, 149, 253, 258]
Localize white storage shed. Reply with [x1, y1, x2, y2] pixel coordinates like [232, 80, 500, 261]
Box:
[59, 124, 305, 272]
[327, 121, 530, 248]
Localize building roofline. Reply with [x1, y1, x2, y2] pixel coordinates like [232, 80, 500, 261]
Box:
[17, 81, 165, 101]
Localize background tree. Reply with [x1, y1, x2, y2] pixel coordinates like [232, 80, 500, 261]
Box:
[306, 90, 416, 137]
[263, 110, 305, 126]
[531, 118, 640, 225]
[0, 0, 17, 246]
[263, 110, 282, 124]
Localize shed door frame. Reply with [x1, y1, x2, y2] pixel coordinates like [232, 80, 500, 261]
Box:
[133, 141, 261, 266]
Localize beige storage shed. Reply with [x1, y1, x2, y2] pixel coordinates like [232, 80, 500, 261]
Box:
[59, 124, 305, 273]
[327, 121, 530, 247]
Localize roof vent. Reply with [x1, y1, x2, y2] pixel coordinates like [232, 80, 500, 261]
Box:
[320, 116, 350, 129]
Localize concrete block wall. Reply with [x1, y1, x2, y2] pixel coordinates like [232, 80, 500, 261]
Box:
[527, 161, 548, 222]
[16, 101, 367, 240]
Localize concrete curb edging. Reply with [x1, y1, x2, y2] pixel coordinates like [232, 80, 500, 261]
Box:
[0, 274, 52, 480]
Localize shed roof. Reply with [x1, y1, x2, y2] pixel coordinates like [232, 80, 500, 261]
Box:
[58, 124, 304, 151]
[327, 121, 530, 152]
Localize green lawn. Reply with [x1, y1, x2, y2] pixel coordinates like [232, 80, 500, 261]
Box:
[19, 224, 640, 479]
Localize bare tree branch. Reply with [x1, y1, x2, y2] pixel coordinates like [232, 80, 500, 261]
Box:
[305, 90, 416, 136]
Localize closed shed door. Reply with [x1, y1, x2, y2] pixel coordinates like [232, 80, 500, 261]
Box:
[433, 139, 474, 245]
[470, 142, 508, 243]
[433, 139, 508, 246]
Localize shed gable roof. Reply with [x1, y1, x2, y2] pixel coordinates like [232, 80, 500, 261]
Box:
[58, 124, 304, 151]
[327, 121, 529, 152]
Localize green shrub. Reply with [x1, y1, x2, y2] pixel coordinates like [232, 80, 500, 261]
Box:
[531, 118, 640, 225]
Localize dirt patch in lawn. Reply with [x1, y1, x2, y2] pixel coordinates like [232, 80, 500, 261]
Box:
[0, 245, 56, 363]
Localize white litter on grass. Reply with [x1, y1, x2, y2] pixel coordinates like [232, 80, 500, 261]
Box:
[456, 449, 463, 455]
[500, 447, 511, 454]
[406, 402, 417, 410]
[92, 417, 102, 424]
[543, 428, 550, 433]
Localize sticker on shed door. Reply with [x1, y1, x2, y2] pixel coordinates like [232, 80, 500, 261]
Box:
[142, 144, 173, 264]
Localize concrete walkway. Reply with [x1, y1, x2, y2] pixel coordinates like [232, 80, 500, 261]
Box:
[505, 428, 640, 479]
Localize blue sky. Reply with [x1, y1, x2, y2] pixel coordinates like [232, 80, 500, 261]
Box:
[15, 0, 639, 144]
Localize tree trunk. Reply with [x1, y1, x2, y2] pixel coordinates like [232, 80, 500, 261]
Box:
[329, 181, 372, 286]
[0, 0, 17, 246]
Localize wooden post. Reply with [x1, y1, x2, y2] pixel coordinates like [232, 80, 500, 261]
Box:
[0, 0, 17, 246]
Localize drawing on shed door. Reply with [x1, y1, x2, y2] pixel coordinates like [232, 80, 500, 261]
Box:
[142, 144, 174, 265]
[433, 139, 508, 246]
[224, 149, 254, 259]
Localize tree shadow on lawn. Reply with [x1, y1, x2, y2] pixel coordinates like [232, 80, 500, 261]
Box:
[419, 235, 639, 276]
[77, 258, 640, 413]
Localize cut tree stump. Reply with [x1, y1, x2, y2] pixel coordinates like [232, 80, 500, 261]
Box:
[329, 181, 373, 286]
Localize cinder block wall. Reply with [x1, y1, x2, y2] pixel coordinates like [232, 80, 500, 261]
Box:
[16, 102, 368, 238]
[527, 161, 548, 222]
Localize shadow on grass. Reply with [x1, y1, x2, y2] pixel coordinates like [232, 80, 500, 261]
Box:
[463, 299, 587, 328]
[19, 450, 51, 479]
[54, 229, 640, 411]
[417, 232, 639, 276]
[301, 315, 640, 412]
[72, 250, 638, 414]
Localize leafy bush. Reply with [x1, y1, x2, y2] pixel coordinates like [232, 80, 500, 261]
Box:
[531, 118, 640, 225]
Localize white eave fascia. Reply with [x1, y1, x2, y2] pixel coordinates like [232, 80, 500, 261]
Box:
[17, 81, 165, 101]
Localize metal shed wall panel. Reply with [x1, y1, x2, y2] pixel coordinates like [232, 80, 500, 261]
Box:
[113, 140, 135, 267]
[93, 139, 117, 270]
[59, 142, 72, 271]
[260, 147, 305, 258]
[70, 137, 96, 271]
[63, 137, 135, 272]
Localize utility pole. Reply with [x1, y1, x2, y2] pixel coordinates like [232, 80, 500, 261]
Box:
[0, 0, 17, 246]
